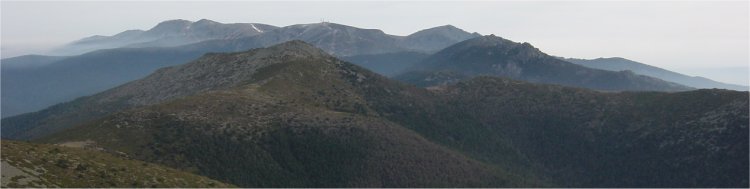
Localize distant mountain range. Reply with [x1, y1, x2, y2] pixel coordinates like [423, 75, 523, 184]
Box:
[49, 19, 277, 56]
[561, 57, 748, 91]
[395, 35, 691, 91]
[1, 19, 743, 120]
[3, 41, 746, 187]
[178, 22, 479, 56]
[1, 19, 478, 118]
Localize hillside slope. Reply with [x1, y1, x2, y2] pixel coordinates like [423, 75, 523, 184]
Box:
[5, 41, 747, 187]
[420, 77, 748, 187]
[1, 140, 233, 188]
[340, 51, 430, 76]
[35, 41, 536, 187]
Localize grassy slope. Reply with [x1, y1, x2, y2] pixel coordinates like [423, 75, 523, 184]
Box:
[0, 140, 233, 188]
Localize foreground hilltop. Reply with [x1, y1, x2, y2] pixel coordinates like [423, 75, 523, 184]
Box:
[1, 140, 232, 188]
[3, 41, 748, 187]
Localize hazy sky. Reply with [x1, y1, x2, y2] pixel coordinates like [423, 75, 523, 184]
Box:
[2, 1, 748, 85]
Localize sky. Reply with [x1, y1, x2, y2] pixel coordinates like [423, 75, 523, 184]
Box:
[1, 1, 748, 85]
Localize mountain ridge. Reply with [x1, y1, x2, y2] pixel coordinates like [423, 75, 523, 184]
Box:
[49, 19, 278, 56]
[396, 35, 692, 91]
[2, 21, 480, 117]
[400, 24, 482, 52]
[561, 57, 748, 91]
[2, 40, 329, 139]
[29, 40, 538, 187]
[4, 41, 746, 187]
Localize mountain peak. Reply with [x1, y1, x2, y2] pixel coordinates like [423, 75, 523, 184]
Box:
[400, 34, 691, 91]
[258, 40, 329, 57]
[148, 19, 223, 32]
[446, 34, 522, 50]
[593, 57, 627, 61]
[195, 18, 217, 23]
[293, 22, 380, 32]
[194, 19, 220, 26]
[87, 40, 335, 111]
[153, 19, 192, 27]
[431, 24, 459, 30]
[148, 19, 193, 34]
[194, 40, 334, 78]
[269, 23, 394, 56]
[409, 24, 473, 36]
[401, 25, 481, 52]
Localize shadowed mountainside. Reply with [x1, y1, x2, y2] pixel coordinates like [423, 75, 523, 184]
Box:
[396, 35, 692, 92]
[3, 41, 745, 187]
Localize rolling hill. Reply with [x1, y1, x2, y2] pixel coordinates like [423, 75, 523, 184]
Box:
[1, 140, 233, 188]
[4, 41, 746, 187]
